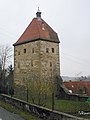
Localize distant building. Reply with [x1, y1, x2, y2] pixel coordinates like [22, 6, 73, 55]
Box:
[13, 9, 60, 94]
[64, 81, 90, 96]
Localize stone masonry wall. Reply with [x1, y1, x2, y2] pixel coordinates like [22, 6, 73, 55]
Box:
[14, 40, 60, 93]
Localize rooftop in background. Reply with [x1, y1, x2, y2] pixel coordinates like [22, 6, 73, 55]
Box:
[13, 9, 59, 46]
[64, 81, 90, 96]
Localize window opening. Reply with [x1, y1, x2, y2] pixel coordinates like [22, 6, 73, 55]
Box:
[52, 48, 54, 53]
[50, 62, 52, 67]
[18, 51, 20, 55]
[24, 49, 26, 53]
[32, 48, 34, 53]
[46, 48, 49, 53]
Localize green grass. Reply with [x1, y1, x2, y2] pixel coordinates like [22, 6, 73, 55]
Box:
[28, 97, 90, 113]
[43, 99, 90, 119]
[28, 97, 90, 114]
[54, 99, 90, 113]
[0, 100, 41, 120]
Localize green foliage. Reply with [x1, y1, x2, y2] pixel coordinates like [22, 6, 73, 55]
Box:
[15, 85, 27, 101]
[27, 79, 54, 106]
[86, 97, 90, 104]
[15, 78, 55, 107]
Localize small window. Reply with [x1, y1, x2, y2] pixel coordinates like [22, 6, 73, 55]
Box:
[50, 62, 52, 67]
[18, 51, 20, 55]
[24, 49, 26, 53]
[46, 48, 49, 53]
[52, 48, 54, 53]
[31, 61, 33, 67]
[32, 48, 34, 53]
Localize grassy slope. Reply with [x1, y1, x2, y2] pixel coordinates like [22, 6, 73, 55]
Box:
[0, 100, 40, 120]
[0, 98, 90, 119]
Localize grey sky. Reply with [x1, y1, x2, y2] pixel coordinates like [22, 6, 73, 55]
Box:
[0, 0, 90, 77]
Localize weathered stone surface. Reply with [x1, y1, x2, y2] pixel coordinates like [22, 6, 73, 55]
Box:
[14, 40, 60, 88]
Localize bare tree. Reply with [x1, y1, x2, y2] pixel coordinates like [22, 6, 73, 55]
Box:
[15, 74, 55, 106]
[0, 45, 12, 92]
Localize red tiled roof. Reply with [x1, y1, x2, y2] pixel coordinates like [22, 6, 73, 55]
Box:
[64, 81, 90, 96]
[13, 18, 59, 46]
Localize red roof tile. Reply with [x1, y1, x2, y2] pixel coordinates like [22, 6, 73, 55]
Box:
[14, 18, 59, 46]
[64, 81, 90, 96]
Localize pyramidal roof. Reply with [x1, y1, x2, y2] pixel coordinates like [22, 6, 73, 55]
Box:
[13, 9, 60, 46]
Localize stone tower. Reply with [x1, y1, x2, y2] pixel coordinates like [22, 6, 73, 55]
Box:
[13, 9, 60, 89]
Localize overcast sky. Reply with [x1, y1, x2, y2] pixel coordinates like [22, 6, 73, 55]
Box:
[0, 0, 90, 77]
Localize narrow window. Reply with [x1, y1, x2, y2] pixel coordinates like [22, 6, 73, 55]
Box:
[24, 49, 26, 53]
[32, 48, 34, 53]
[52, 48, 54, 53]
[46, 48, 49, 53]
[31, 61, 33, 67]
[18, 51, 20, 55]
[50, 62, 52, 67]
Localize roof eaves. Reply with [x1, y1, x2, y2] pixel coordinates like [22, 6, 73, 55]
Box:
[13, 38, 60, 46]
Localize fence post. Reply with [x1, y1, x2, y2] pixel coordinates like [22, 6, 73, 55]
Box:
[27, 87, 28, 102]
[52, 92, 55, 111]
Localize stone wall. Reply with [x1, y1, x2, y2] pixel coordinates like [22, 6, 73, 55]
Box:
[0, 94, 84, 120]
[14, 40, 60, 96]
